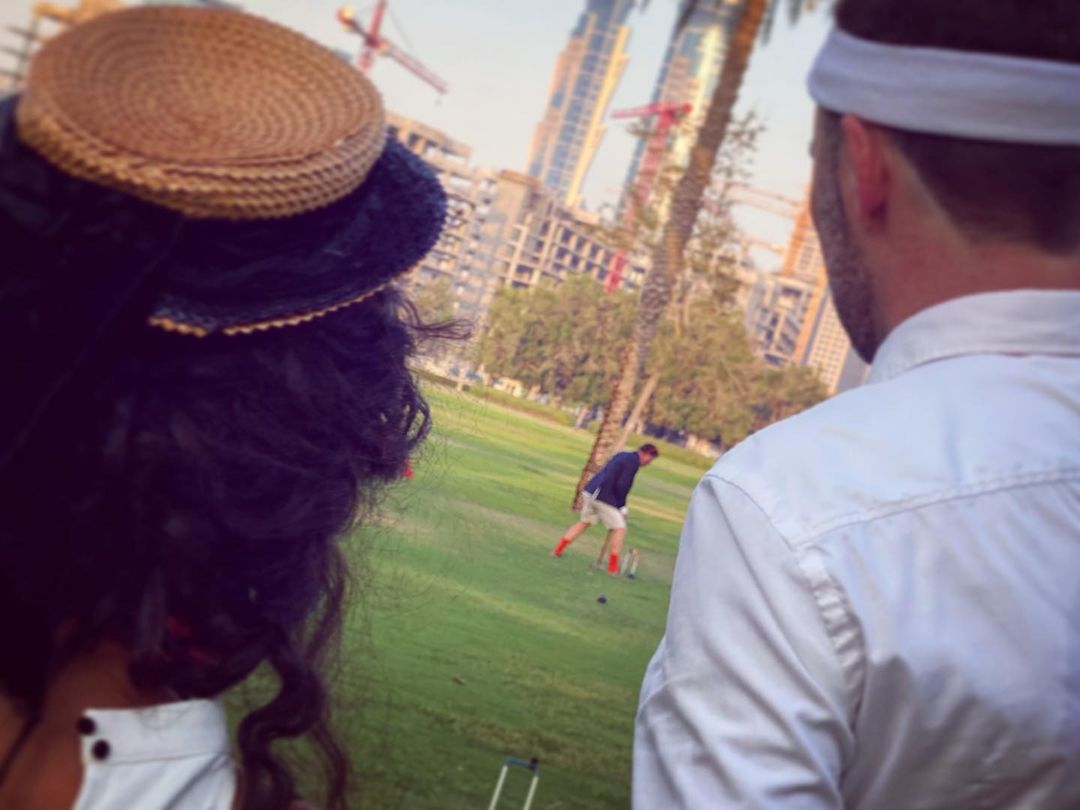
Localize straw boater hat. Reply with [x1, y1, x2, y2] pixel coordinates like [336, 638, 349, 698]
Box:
[0, 5, 446, 466]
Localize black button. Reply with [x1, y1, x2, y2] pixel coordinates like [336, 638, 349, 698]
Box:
[91, 740, 110, 760]
[76, 716, 96, 735]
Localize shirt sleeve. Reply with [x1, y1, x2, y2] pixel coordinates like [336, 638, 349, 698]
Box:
[633, 474, 854, 809]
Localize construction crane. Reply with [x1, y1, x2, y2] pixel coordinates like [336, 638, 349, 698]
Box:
[727, 184, 802, 219]
[2, 1, 122, 91]
[33, 0, 123, 28]
[337, 3, 447, 95]
[604, 100, 692, 293]
[737, 235, 786, 266]
[743, 236, 786, 254]
[698, 184, 799, 271]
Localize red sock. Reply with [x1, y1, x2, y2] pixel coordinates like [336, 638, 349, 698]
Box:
[607, 553, 619, 574]
[553, 537, 571, 557]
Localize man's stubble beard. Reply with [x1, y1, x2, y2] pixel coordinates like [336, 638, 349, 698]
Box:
[810, 124, 880, 364]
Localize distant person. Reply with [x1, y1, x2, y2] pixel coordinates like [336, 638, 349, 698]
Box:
[0, 7, 454, 810]
[635, 0, 1080, 807]
[553, 445, 658, 574]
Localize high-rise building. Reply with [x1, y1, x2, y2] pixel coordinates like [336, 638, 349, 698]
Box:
[792, 273, 871, 395]
[734, 196, 870, 394]
[388, 111, 644, 331]
[734, 199, 819, 369]
[795, 284, 857, 392]
[782, 200, 869, 394]
[623, 0, 739, 194]
[741, 269, 816, 368]
[387, 111, 499, 325]
[526, 0, 633, 207]
[471, 170, 647, 295]
[835, 345, 872, 393]
[778, 201, 821, 281]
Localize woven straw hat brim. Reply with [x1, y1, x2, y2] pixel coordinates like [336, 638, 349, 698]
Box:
[15, 5, 387, 219]
[145, 137, 448, 337]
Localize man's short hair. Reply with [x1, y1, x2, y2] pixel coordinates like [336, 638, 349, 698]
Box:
[639, 443, 659, 458]
[830, 0, 1080, 253]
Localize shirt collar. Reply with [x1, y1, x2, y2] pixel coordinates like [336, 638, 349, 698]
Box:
[82, 698, 229, 764]
[868, 289, 1080, 384]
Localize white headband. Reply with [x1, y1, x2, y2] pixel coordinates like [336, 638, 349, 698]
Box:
[808, 29, 1080, 145]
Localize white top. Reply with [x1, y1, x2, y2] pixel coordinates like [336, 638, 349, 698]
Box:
[73, 699, 236, 810]
[634, 290, 1080, 809]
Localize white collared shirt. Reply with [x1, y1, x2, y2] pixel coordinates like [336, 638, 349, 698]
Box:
[73, 699, 236, 810]
[634, 290, 1080, 809]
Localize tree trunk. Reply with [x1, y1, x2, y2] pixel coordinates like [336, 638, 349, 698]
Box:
[571, 343, 638, 510]
[573, 403, 590, 429]
[572, 0, 768, 507]
[616, 373, 659, 454]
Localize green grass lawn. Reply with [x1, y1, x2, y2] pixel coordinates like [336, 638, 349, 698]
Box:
[315, 386, 707, 808]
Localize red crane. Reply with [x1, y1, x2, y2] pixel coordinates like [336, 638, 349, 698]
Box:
[337, 3, 448, 95]
[605, 101, 692, 293]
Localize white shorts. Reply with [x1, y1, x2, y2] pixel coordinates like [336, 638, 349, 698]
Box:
[579, 491, 626, 530]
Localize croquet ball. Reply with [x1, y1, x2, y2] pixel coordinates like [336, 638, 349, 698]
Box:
[597, 595, 607, 604]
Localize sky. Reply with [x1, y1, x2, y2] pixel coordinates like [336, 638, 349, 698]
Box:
[0, 0, 832, 261]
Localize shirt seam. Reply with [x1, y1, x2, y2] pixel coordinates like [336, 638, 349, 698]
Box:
[870, 340, 1079, 383]
[798, 467, 1079, 547]
[702, 475, 865, 731]
[707, 466, 1079, 551]
[701, 467, 1079, 730]
[792, 544, 867, 730]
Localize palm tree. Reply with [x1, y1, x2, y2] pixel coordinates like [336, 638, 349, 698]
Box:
[572, 0, 817, 507]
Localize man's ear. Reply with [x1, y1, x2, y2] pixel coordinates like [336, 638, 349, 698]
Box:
[840, 114, 890, 231]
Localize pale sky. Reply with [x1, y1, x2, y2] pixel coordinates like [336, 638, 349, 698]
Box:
[0, 0, 833, 258]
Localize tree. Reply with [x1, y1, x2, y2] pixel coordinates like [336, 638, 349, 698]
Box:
[477, 275, 825, 446]
[573, 0, 817, 508]
[646, 299, 760, 444]
[476, 285, 531, 378]
[750, 365, 828, 432]
[412, 276, 457, 324]
[597, 111, 762, 452]
[476, 277, 635, 406]
[410, 276, 462, 362]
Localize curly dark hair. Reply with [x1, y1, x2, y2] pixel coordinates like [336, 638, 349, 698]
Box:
[0, 136, 457, 805]
[0, 287, 437, 808]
